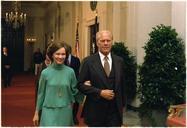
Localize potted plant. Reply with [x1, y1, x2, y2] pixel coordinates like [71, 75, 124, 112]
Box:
[111, 42, 137, 105]
[138, 24, 186, 126]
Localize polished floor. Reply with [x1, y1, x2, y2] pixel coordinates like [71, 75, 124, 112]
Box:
[123, 109, 141, 126]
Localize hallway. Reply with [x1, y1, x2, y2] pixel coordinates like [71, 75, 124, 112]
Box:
[1, 73, 85, 127]
[2, 73, 36, 126]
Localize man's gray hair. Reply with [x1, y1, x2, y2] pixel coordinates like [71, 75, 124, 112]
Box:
[96, 30, 113, 42]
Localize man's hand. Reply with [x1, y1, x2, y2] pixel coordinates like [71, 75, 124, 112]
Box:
[100, 89, 115, 100]
[84, 80, 91, 86]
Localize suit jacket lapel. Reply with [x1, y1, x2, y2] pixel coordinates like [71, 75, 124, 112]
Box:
[112, 54, 120, 90]
[92, 53, 106, 77]
[70, 56, 74, 66]
[92, 53, 109, 85]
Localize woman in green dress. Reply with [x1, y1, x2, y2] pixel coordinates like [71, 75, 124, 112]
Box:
[33, 42, 83, 126]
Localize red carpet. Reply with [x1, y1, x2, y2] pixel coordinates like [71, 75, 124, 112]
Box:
[1, 73, 86, 127]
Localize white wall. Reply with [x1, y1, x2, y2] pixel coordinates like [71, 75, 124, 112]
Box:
[58, 2, 74, 45]
[171, 1, 186, 43]
[126, 2, 172, 107]
[135, 2, 171, 65]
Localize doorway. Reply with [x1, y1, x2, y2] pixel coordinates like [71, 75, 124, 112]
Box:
[1, 18, 24, 73]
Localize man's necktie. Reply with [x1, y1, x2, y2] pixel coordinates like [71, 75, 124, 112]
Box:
[104, 56, 110, 76]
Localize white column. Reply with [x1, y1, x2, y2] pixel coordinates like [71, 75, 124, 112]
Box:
[112, 2, 121, 42]
[126, 2, 137, 56]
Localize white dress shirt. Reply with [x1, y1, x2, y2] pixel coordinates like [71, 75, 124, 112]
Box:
[99, 51, 112, 71]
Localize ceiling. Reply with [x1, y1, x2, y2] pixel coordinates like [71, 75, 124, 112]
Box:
[20, 1, 51, 8]
[1, 1, 52, 18]
[1, 1, 51, 8]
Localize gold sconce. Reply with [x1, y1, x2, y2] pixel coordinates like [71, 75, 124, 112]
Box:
[26, 37, 37, 43]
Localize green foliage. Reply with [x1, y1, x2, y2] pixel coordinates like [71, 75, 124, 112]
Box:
[112, 42, 137, 103]
[138, 24, 186, 109]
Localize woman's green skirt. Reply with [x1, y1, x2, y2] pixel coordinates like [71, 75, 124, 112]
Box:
[40, 105, 74, 126]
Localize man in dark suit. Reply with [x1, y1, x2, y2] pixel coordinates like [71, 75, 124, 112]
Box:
[2, 46, 12, 88]
[65, 44, 81, 125]
[77, 30, 126, 127]
[33, 48, 43, 76]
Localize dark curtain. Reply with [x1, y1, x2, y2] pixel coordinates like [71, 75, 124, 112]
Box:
[1, 18, 24, 73]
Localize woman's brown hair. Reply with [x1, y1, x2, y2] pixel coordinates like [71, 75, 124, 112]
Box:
[46, 41, 68, 61]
